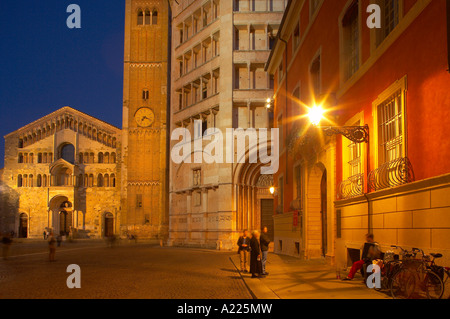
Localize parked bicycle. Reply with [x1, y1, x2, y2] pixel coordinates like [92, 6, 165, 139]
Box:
[390, 247, 444, 299]
[425, 252, 450, 299]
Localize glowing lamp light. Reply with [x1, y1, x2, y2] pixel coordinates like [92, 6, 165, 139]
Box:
[308, 105, 325, 126]
[269, 186, 276, 195]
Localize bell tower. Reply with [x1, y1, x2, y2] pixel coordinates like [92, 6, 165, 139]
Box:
[121, 0, 170, 238]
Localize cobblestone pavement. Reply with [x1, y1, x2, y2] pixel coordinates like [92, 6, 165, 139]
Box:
[0, 241, 252, 299]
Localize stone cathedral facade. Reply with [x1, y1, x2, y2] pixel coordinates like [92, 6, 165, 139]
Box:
[0, 0, 170, 240]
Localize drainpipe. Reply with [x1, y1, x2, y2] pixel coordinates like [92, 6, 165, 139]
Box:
[364, 129, 371, 234]
[278, 37, 289, 186]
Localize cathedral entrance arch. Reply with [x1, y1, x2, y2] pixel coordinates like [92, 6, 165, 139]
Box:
[104, 212, 114, 237]
[49, 196, 73, 235]
[18, 213, 28, 238]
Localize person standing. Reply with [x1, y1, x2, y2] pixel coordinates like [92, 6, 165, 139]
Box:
[249, 230, 264, 279]
[237, 230, 251, 273]
[48, 232, 56, 262]
[2, 233, 13, 260]
[260, 226, 271, 276]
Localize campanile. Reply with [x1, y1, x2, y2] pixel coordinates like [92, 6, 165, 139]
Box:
[121, 0, 170, 238]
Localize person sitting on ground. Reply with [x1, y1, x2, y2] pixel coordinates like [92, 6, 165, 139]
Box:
[342, 233, 381, 281]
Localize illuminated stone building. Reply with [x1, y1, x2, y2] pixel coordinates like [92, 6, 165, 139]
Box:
[120, 0, 170, 239]
[0, 107, 121, 238]
[168, 0, 286, 249]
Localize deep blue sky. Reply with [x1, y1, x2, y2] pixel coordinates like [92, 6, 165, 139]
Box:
[0, 1, 125, 167]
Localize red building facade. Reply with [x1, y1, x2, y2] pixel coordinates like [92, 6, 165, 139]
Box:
[267, 0, 450, 265]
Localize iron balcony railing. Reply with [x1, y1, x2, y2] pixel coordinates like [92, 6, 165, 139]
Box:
[368, 157, 415, 192]
[338, 173, 364, 200]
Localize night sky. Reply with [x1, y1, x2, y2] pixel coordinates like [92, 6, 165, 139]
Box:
[0, 0, 126, 167]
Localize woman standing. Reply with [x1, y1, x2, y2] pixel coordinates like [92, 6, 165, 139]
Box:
[249, 230, 264, 278]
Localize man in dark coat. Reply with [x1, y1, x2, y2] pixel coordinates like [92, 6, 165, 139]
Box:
[237, 229, 251, 272]
[249, 231, 264, 278]
[260, 226, 271, 275]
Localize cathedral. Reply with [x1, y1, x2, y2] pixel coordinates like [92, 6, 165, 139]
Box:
[0, 0, 170, 240]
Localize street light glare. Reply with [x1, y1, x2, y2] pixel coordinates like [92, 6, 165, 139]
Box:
[308, 105, 325, 126]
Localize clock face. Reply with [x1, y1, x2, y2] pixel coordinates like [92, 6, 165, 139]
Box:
[135, 107, 155, 127]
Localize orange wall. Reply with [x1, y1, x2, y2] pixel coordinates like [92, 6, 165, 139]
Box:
[273, 0, 450, 212]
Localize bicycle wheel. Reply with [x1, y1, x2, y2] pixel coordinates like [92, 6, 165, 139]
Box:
[424, 270, 444, 299]
[390, 268, 416, 299]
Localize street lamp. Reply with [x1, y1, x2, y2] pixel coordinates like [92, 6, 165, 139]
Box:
[307, 104, 369, 144]
[266, 98, 273, 109]
[269, 186, 276, 195]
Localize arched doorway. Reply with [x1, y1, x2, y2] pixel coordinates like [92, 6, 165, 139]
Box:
[18, 213, 28, 238]
[307, 163, 327, 258]
[59, 201, 73, 235]
[104, 213, 114, 237]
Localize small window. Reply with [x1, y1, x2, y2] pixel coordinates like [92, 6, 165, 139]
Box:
[293, 23, 300, 51]
[136, 194, 143, 208]
[137, 10, 144, 25]
[145, 10, 151, 25]
[152, 11, 158, 25]
[97, 174, 104, 187]
[18, 175, 23, 187]
[143, 89, 149, 100]
[202, 120, 208, 136]
[310, 55, 321, 99]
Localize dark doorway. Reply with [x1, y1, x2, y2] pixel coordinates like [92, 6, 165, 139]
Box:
[59, 211, 72, 235]
[321, 170, 328, 257]
[18, 213, 28, 238]
[104, 213, 114, 237]
[261, 199, 274, 241]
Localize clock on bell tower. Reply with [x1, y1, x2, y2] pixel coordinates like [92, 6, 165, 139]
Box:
[121, 0, 170, 239]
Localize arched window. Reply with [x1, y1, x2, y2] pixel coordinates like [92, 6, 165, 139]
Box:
[89, 174, 94, 187]
[111, 174, 116, 187]
[97, 174, 104, 187]
[138, 10, 144, 25]
[111, 153, 116, 164]
[152, 11, 158, 25]
[43, 175, 47, 187]
[38, 153, 42, 163]
[105, 152, 110, 164]
[60, 144, 75, 164]
[23, 175, 28, 187]
[84, 174, 88, 187]
[98, 152, 104, 164]
[18, 153, 24, 163]
[104, 174, 110, 187]
[145, 10, 151, 25]
[90, 152, 95, 163]
[18, 175, 23, 187]
[84, 152, 89, 164]
[37, 175, 42, 187]
[29, 175, 34, 187]
[29, 153, 34, 164]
